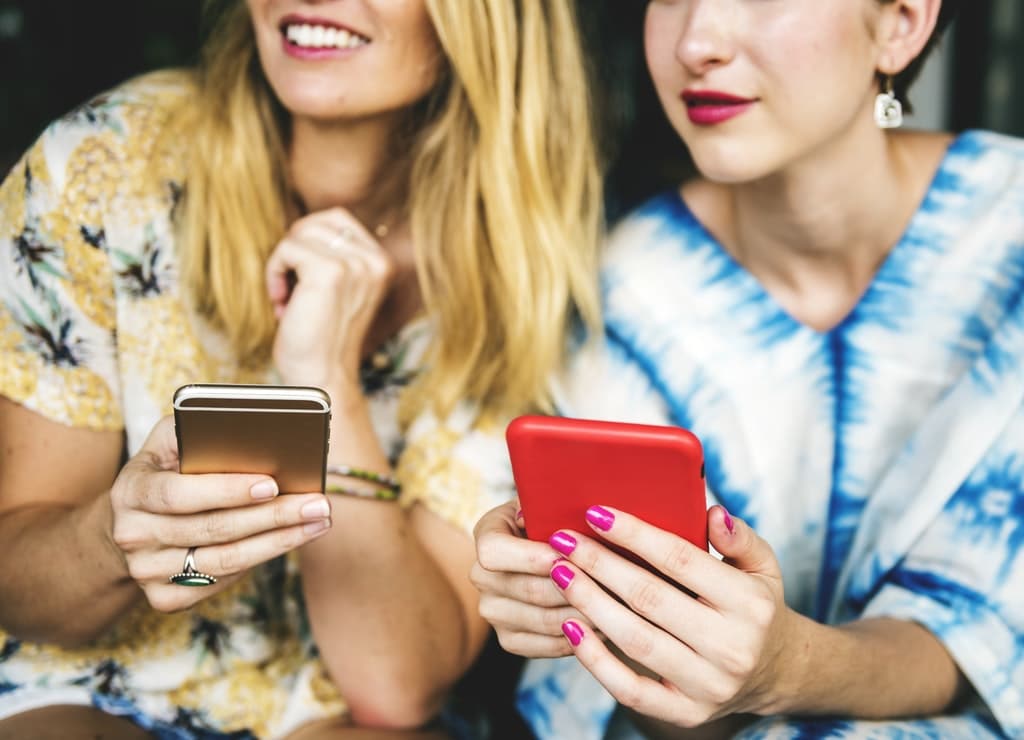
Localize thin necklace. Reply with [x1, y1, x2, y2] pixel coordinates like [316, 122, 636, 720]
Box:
[289, 189, 396, 240]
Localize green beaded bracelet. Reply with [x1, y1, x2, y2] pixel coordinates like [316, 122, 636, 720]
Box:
[325, 464, 401, 492]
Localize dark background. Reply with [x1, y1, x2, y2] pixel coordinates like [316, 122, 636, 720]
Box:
[1, 1, 1022, 215]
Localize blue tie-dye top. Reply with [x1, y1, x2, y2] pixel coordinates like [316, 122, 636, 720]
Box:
[519, 130, 1024, 740]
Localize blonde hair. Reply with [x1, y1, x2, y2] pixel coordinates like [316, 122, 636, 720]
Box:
[175, 0, 602, 420]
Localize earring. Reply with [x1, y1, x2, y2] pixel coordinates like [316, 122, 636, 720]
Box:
[874, 75, 903, 129]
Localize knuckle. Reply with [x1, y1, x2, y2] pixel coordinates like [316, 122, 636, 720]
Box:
[720, 643, 757, 677]
[215, 545, 242, 576]
[521, 575, 544, 603]
[574, 544, 601, 573]
[146, 588, 187, 614]
[661, 539, 694, 575]
[614, 678, 646, 712]
[111, 520, 141, 551]
[475, 538, 501, 571]
[155, 476, 175, 513]
[124, 555, 151, 584]
[495, 630, 521, 654]
[747, 592, 777, 628]
[621, 629, 656, 663]
[468, 562, 487, 589]
[626, 578, 663, 619]
[273, 500, 296, 530]
[202, 514, 234, 543]
[540, 606, 568, 635]
[274, 525, 305, 554]
[706, 675, 739, 706]
[477, 597, 501, 623]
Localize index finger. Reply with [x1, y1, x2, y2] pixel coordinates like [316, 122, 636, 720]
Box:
[131, 469, 280, 515]
[474, 500, 556, 576]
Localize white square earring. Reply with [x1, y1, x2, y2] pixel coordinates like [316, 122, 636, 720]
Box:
[874, 75, 903, 129]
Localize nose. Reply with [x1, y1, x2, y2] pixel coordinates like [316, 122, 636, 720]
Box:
[674, 0, 737, 76]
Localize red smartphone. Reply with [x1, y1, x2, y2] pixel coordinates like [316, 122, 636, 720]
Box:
[507, 415, 708, 555]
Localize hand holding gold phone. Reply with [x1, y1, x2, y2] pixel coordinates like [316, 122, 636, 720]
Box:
[173, 384, 331, 493]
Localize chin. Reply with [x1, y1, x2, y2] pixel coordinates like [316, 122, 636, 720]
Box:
[689, 149, 773, 185]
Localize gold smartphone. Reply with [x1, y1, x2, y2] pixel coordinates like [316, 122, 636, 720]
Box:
[173, 384, 331, 494]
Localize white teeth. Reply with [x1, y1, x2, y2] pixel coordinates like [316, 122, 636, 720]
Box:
[284, 23, 368, 49]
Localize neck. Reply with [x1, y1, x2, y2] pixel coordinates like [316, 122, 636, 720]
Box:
[288, 113, 411, 234]
[288, 113, 423, 349]
[698, 122, 951, 330]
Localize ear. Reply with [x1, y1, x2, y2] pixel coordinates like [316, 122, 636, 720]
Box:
[874, 0, 943, 76]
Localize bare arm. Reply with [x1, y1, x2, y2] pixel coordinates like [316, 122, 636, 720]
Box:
[301, 394, 490, 730]
[0, 396, 138, 645]
[772, 615, 966, 719]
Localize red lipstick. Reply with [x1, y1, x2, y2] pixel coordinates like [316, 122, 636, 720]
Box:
[681, 89, 756, 126]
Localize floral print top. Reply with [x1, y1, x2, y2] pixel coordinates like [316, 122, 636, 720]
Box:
[0, 71, 516, 739]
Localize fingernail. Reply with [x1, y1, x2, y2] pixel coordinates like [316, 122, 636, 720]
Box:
[250, 480, 278, 499]
[515, 509, 523, 520]
[723, 507, 735, 534]
[549, 531, 577, 556]
[585, 505, 615, 532]
[551, 564, 574, 589]
[304, 518, 331, 535]
[301, 499, 331, 521]
[562, 620, 584, 646]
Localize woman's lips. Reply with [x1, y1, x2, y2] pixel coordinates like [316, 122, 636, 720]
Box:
[681, 90, 757, 126]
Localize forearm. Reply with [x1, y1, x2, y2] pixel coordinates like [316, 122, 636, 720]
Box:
[302, 501, 472, 726]
[302, 393, 475, 727]
[775, 614, 966, 718]
[0, 493, 139, 646]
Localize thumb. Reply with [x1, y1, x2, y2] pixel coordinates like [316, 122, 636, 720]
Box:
[708, 505, 780, 579]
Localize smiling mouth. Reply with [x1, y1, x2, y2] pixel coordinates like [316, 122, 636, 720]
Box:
[281, 22, 370, 50]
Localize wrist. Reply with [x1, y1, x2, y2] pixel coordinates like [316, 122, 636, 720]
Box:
[757, 608, 816, 716]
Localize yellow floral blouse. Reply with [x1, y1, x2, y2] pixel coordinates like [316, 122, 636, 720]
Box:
[0, 72, 516, 739]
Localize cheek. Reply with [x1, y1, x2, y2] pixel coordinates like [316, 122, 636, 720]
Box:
[643, 12, 681, 103]
[383, 7, 443, 96]
[753, 11, 871, 124]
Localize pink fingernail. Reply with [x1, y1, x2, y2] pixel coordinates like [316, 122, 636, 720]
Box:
[250, 480, 278, 499]
[515, 509, 523, 520]
[303, 518, 331, 535]
[562, 620, 584, 646]
[551, 564, 574, 589]
[549, 531, 577, 556]
[301, 499, 331, 521]
[723, 507, 735, 534]
[585, 505, 615, 531]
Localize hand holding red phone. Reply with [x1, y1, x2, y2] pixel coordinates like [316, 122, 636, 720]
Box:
[470, 500, 587, 658]
[547, 504, 799, 728]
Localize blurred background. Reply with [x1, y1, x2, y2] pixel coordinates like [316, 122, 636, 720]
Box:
[1, 1, 1022, 215]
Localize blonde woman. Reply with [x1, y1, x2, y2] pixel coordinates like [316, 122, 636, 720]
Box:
[0, 0, 601, 737]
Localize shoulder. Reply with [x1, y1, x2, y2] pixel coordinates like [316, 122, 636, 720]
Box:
[22, 70, 195, 201]
[603, 189, 704, 270]
[938, 130, 1024, 198]
[49, 69, 196, 140]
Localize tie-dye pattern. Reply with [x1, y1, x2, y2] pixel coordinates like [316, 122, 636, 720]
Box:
[518, 131, 1024, 739]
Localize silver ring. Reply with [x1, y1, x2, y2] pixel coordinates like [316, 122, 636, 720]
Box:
[327, 226, 357, 253]
[169, 547, 217, 587]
